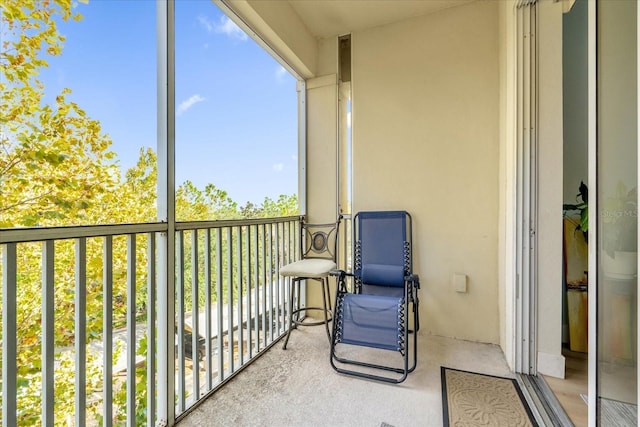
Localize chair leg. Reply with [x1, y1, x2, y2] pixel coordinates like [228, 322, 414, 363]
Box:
[409, 300, 419, 373]
[282, 277, 298, 350]
[324, 277, 333, 314]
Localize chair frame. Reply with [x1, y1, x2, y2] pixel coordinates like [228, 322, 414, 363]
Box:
[330, 211, 420, 383]
[281, 216, 341, 349]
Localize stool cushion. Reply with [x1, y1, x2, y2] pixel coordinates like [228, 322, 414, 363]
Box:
[279, 259, 337, 278]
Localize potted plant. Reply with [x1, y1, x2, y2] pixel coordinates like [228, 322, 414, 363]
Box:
[602, 181, 637, 278]
[563, 181, 588, 242]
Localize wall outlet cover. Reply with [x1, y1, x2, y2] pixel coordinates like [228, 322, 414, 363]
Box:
[453, 273, 467, 293]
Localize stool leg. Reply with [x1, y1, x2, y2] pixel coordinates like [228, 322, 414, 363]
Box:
[321, 277, 331, 343]
[282, 277, 297, 350]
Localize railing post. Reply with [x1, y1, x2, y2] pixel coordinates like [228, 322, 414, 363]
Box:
[204, 230, 212, 390]
[147, 233, 157, 427]
[253, 226, 260, 351]
[126, 235, 137, 426]
[75, 238, 87, 426]
[103, 236, 113, 427]
[191, 229, 200, 399]
[42, 240, 55, 427]
[236, 227, 244, 363]
[268, 224, 274, 342]
[176, 231, 185, 412]
[274, 224, 281, 334]
[226, 228, 234, 373]
[261, 224, 267, 344]
[2, 243, 17, 427]
[216, 229, 224, 383]
[246, 226, 253, 358]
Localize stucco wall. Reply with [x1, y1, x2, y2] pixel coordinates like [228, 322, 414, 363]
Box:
[349, 1, 500, 343]
[498, 0, 517, 368]
[306, 76, 338, 222]
[302, 72, 339, 309]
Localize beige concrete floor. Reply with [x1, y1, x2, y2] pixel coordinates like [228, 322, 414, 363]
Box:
[178, 322, 513, 427]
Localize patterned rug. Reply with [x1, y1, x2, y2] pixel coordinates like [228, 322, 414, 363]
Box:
[441, 367, 537, 426]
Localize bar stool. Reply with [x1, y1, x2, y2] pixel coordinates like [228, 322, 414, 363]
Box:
[280, 217, 341, 349]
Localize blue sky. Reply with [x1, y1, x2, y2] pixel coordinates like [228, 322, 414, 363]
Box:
[40, 0, 298, 205]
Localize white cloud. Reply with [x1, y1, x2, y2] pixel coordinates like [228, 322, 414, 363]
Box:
[197, 15, 214, 32]
[177, 94, 205, 116]
[198, 14, 247, 41]
[272, 163, 284, 172]
[275, 66, 288, 80]
[215, 16, 248, 41]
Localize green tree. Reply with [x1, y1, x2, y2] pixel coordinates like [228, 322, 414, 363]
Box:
[257, 194, 298, 218]
[1, 0, 118, 228]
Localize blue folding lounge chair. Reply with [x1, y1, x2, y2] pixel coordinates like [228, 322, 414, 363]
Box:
[330, 211, 420, 383]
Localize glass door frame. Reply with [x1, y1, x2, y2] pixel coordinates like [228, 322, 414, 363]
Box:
[587, 1, 596, 424]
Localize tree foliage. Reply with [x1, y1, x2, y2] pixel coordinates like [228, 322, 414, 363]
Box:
[1, 0, 117, 228]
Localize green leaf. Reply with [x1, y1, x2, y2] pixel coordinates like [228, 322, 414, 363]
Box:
[580, 209, 588, 232]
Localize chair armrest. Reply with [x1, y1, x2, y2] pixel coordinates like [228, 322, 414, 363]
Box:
[330, 269, 355, 293]
[330, 269, 346, 278]
[330, 269, 357, 277]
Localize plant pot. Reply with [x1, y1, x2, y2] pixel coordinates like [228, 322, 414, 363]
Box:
[567, 288, 588, 352]
[602, 250, 638, 279]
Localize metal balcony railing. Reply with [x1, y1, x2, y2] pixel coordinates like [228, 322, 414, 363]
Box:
[0, 216, 301, 426]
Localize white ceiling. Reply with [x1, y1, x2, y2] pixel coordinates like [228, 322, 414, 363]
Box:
[287, 0, 476, 39]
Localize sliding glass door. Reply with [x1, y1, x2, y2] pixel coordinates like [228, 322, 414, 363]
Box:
[594, 0, 638, 424]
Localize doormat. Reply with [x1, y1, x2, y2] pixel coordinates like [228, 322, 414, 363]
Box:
[441, 367, 537, 426]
